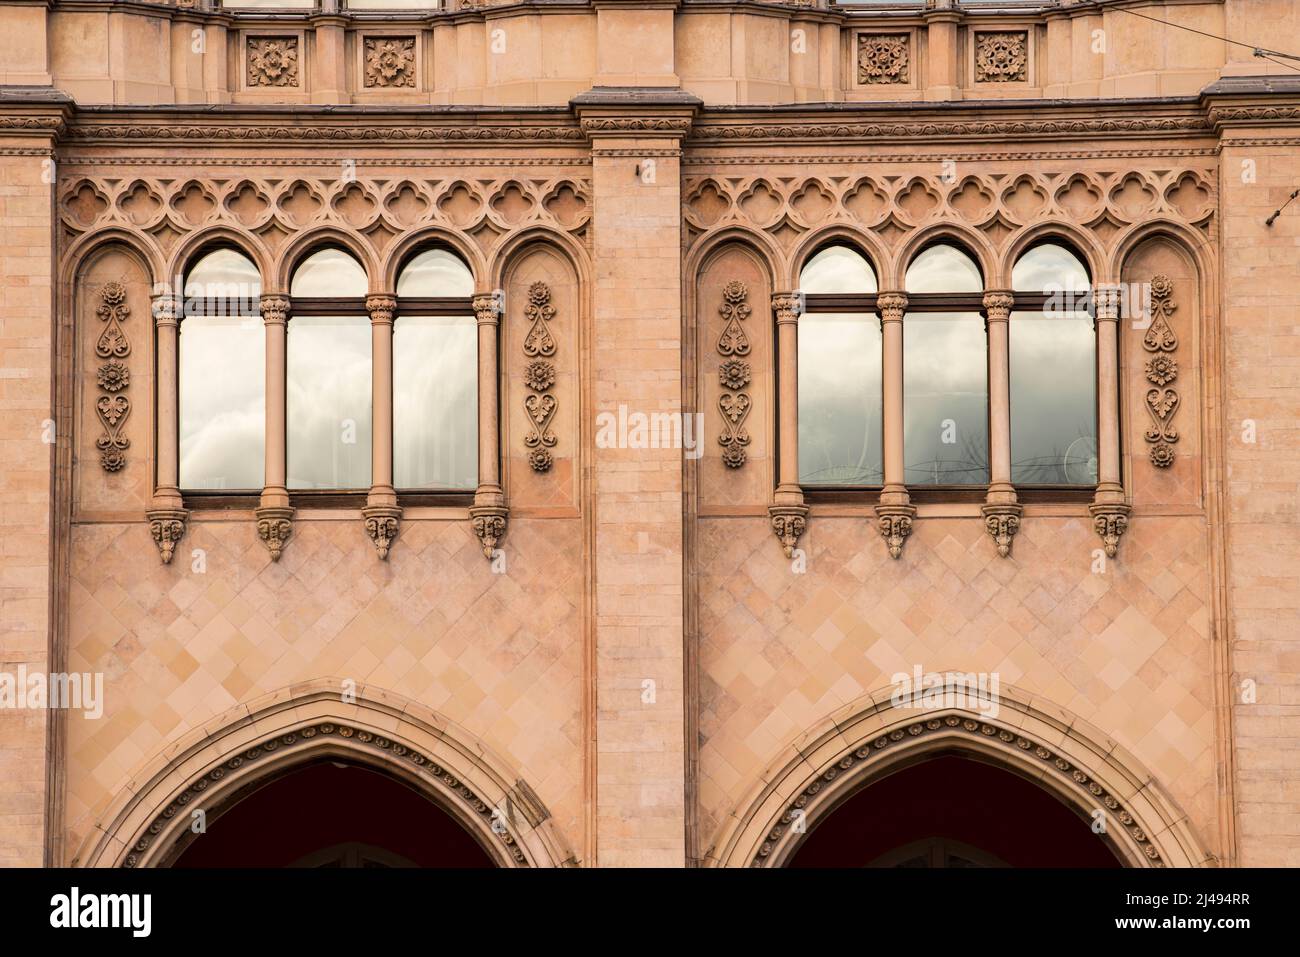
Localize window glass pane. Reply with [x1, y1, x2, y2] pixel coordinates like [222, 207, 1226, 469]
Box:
[903, 313, 987, 485]
[799, 245, 878, 294]
[394, 315, 478, 489]
[798, 313, 882, 485]
[905, 244, 983, 293]
[287, 316, 371, 489]
[396, 248, 474, 298]
[1010, 310, 1097, 485]
[290, 248, 367, 298]
[1012, 243, 1090, 292]
[186, 248, 262, 308]
[180, 313, 265, 490]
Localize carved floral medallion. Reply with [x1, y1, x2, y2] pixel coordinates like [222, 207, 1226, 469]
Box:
[1142, 274, 1180, 468]
[857, 34, 909, 85]
[247, 37, 300, 88]
[94, 282, 132, 472]
[364, 38, 416, 89]
[975, 32, 1028, 83]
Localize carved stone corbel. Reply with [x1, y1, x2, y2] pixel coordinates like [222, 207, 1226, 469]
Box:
[769, 504, 809, 559]
[146, 508, 188, 564]
[362, 504, 402, 560]
[255, 505, 294, 562]
[876, 504, 915, 560]
[982, 503, 1022, 559]
[469, 505, 508, 559]
[1089, 503, 1130, 559]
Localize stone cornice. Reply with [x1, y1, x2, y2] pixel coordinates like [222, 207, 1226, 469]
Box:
[690, 96, 1215, 144]
[1200, 76, 1300, 131]
[0, 88, 74, 141]
[572, 86, 701, 140]
[61, 104, 583, 145]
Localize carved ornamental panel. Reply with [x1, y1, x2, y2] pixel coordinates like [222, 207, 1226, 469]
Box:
[247, 36, 300, 88]
[975, 32, 1029, 83]
[857, 34, 909, 85]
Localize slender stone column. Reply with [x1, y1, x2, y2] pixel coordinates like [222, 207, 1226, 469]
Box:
[1090, 285, 1129, 557]
[256, 294, 293, 561]
[982, 290, 1021, 557]
[769, 292, 808, 558]
[876, 292, 914, 558]
[468, 291, 507, 557]
[363, 294, 401, 559]
[146, 294, 187, 564]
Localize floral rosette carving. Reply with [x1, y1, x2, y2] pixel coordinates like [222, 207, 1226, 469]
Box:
[247, 37, 299, 88]
[975, 32, 1028, 83]
[716, 282, 753, 468]
[1141, 274, 1180, 468]
[858, 35, 909, 85]
[522, 282, 558, 471]
[94, 282, 132, 471]
[364, 38, 416, 89]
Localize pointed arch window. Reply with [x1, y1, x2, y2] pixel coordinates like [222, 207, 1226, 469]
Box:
[287, 247, 372, 490]
[1009, 242, 1097, 485]
[393, 248, 478, 490]
[179, 247, 265, 491]
[797, 244, 883, 486]
[902, 243, 988, 487]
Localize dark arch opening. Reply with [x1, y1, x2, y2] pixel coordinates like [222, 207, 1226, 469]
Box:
[788, 754, 1122, 868]
[170, 760, 496, 868]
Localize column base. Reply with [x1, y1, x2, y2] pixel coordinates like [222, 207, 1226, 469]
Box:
[146, 507, 189, 564]
[255, 505, 294, 562]
[982, 502, 1023, 558]
[1089, 502, 1131, 559]
[362, 504, 402, 560]
[768, 503, 809, 559]
[469, 504, 508, 559]
[875, 503, 916, 559]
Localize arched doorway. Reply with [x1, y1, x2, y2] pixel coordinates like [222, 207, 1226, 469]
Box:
[788, 754, 1120, 867]
[169, 761, 496, 868]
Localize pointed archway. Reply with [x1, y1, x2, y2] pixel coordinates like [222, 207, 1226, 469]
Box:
[73, 681, 574, 868]
[169, 760, 497, 868]
[706, 682, 1211, 868]
[787, 754, 1121, 867]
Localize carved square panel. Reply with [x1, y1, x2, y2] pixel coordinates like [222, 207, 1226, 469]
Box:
[848, 29, 919, 98]
[242, 33, 304, 92]
[972, 30, 1031, 85]
[361, 35, 420, 91]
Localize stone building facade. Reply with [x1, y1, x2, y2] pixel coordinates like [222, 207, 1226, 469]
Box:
[1, 0, 1297, 868]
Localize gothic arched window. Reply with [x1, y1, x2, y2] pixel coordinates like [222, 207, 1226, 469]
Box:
[393, 248, 478, 490]
[287, 247, 372, 490]
[1010, 242, 1097, 485]
[797, 244, 883, 485]
[180, 247, 264, 490]
[903, 243, 988, 486]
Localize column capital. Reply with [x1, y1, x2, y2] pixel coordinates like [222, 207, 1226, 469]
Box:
[473, 291, 503, 325]
[983, 290, 1014, 320]
[366, 294, 396, 325]
[772, 292, 803, 325]
[878, 292, 908, 322]
[259, 294, 290, 326]
[1092, 284, 1122, 321]
[151, 294, 181, 328]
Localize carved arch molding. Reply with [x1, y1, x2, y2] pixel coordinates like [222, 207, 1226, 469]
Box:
[683, 166, 1215, 276]
[62, 172, 591, 563]
[72, 683, 575, 869]
[706, 685, 1212, 869]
